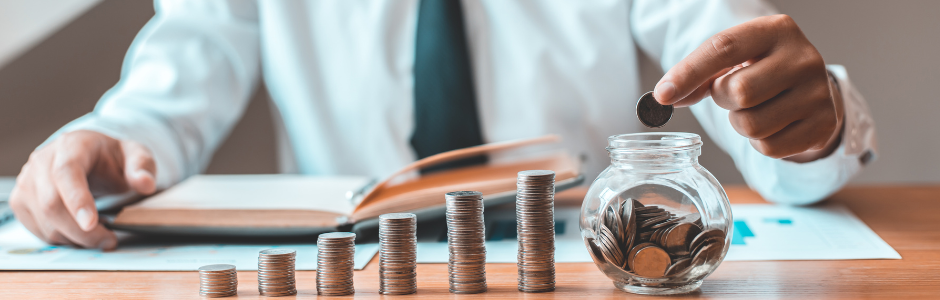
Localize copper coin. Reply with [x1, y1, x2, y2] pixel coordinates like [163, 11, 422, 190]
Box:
[627, 242, 656, 271]
[632, 245, 671, 278]
[665, 257, 692, 276]
[689, 229, 725, 254]
[663, 222, 702, 256]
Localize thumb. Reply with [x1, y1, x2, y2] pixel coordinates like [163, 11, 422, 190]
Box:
[121, 140, 157, 195]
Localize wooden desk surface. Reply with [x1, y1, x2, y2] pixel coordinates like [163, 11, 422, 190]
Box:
[2, 185, 939, 299]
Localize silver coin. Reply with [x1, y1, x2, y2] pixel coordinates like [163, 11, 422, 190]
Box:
[636, 91, 673, 128]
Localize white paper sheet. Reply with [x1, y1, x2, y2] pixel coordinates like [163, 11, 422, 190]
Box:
[0, 203, 899, 271]
[0, 222, 378, 271]
[724, 204, 900, 261]
[417, 204, 900, 263]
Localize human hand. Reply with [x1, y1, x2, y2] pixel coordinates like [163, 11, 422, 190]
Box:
[653, 14, 844, 161]
[9, 130, 157, 250]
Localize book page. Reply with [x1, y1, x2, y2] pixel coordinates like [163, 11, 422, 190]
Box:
[128, 175, 368, 216]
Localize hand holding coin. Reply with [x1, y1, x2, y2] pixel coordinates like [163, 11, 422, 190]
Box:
[652, 14, 844, 161]
[636, 91, 673, 128]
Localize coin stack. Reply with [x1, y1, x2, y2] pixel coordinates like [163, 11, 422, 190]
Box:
[316, 232, 356, 296]
[445, 191, 488, 294]
[198, 264, 238, 298]
[378, 213, 418, 295]
[515, 170, 556, 293]
[257, 249, 297, 296]
[590, 198, 726, 278]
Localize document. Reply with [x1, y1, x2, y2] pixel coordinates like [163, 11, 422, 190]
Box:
[0, 221, 378, 271]
[417, 204, 900, 263]
[0, 203, 899, 271]
[724, 204, 900, 261]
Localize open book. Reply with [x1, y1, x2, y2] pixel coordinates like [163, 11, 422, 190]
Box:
[110, 136, 583, 236]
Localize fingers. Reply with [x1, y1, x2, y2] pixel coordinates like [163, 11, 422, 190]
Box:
[749, 113, 835, 159]
[37, 162, 118, 249]
[671, 66, 734, 108]
[8, 130, 130, 250]
[726, 89, 806, 140]
[711, 47, 822, 111]
[121, 140, 157, 195]
[9, 176, 47, 241]
[655, 15, 792, 105]
[51, 138, 98, 232]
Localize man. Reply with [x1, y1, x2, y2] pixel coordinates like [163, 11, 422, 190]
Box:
[9, 0, 876, 250]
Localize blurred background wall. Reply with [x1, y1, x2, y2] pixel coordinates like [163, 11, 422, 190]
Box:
[0, 0, 936, 185]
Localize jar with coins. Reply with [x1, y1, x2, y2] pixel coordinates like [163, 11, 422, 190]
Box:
[580, 132, 731, 295]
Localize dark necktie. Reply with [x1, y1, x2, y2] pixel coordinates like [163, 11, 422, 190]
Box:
[410, 0, 487, 173]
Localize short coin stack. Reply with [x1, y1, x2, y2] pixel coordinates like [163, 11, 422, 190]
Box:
[198, 264, 238, 298]
[378, 213, 418, 295]
[590, 198, 726, 278]
[445, 191, 488, 294]
[515, 170, 556, 293]
[317, 232, 357, 296]
[257, 249, 297, 296]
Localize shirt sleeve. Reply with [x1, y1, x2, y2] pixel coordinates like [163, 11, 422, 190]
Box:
[40, 0, 261, 189]
[631, 0, 878, 204]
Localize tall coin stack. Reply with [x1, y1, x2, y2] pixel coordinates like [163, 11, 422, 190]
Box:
[257, 249, 297, 296]
[445, 191, 488, 294]
[378, 213, 418, 295]
[198, 264, 238, 298]
[515, 170, 556, 293]
[316, 232, 356, 296]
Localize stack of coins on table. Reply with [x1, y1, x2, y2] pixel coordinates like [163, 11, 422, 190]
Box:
[515, 170, 556, 293]
[592, 198, 726, 278]
[198, 264, 238, 298]
[257, 249, 297, 296]
[317, 232, 357, 296]
[445, 191, 488, 294]
[378, 213, 418, 295]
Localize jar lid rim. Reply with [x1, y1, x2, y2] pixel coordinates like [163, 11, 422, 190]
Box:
[607, 132, 702, 152]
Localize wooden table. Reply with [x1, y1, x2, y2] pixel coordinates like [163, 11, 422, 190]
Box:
[3, 185, 939, 299]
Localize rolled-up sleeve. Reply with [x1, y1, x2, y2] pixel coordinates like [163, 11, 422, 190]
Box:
[41, 0, 261, 189]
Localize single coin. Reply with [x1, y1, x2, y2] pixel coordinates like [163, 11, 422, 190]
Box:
[627, 242, 656, 271]
[260, 248, 296, 256]
[636, 91, 673, 128]
[632, 245, 671, 278]
[664, 257, 692, 276]
[691, 242, 721, 267]
[639, 214, 671, 228]
[199, 264, 236, 272]
[689, 229, 726, 254]
[605, 204, 624, 243]
[663, 222, 702, 256]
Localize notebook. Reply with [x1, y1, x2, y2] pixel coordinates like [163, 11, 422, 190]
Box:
[109, 135, 583, 236]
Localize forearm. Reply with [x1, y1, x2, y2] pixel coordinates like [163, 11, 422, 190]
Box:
[40, 0, 262, 189]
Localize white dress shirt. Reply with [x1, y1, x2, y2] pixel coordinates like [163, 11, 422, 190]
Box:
[46, 0, 876, 205]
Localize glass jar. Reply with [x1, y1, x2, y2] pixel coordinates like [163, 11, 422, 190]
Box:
[579, 132, 732, 295]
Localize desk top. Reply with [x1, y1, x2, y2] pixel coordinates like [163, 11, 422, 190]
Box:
[2, 185, 939, 299]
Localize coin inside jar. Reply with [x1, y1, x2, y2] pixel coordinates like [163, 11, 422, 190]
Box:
[631, 245, 671, 278]
[636, 91, 673, 128]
